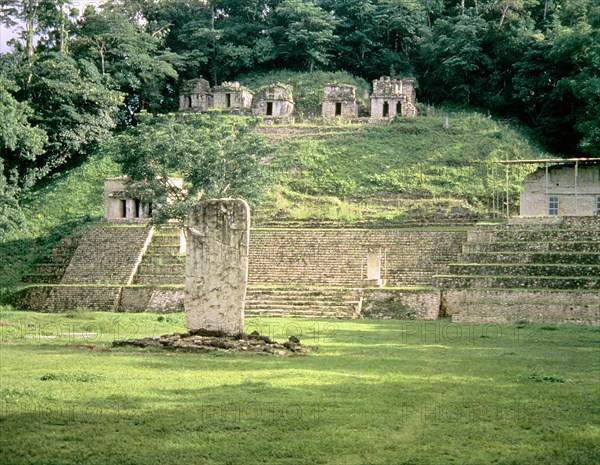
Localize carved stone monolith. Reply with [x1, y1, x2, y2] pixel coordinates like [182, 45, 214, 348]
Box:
[185, 198, 250, 335]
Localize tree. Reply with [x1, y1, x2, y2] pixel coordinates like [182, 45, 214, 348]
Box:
[271, 0, 338, 71]
[106, 112, 272, 224]
[0, 76, 47, 236]
[72, 7, 181, 118]
[26, 52, 122, 170]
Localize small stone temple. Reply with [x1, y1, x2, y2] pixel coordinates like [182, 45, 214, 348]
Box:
[103, 177, 183, 222]
[370, 77, 417, 118]
[252, 83, 294, 118]
[179, 78, 212, 112]
[211, 81, 253, 112]
[322, 83, 358, 117]
[520, 163, 600, 216]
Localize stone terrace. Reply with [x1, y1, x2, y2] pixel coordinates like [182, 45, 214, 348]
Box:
[435, 217, 600, 324]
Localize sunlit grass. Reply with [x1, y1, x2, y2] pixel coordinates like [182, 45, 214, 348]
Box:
[1, 311, 598, 465]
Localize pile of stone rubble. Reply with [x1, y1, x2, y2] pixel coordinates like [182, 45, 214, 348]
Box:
[113, 329, 316, 355]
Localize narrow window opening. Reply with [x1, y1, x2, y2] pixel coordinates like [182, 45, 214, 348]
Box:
[226, 93, 231, 107]
[548, 196, 559, 216]
[120, 200, 127, 218]
[383, 101, 389, 117]
[266, 102, 273, 116]
[335, 102, 342, 116]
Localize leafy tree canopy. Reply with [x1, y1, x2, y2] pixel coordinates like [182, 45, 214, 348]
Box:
[105, 112, 272, 224]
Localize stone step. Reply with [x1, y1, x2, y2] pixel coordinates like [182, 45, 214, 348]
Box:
[468, 229, 600, 243]
[244, 286, 361, 319]
[22, 274, 62, 284]
[459, 252, 600, 265]
[135, 275, 186, 285]
[137, 264, 184, 276]
[447, 263, 600, 277]
[145, 245, 181, 255]
[151, 234, 183, 246]
[142, 254, 185, 265]
[463, 241, 599, 253]
[434, 275, 599, 290]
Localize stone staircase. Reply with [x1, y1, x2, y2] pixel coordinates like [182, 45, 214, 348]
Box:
[134, 226, 185, 285]
[22, 232, 83, 284]
[244, 287, 362, 319]
[43, 225, 153, 311]
[434, 217, 600, 324]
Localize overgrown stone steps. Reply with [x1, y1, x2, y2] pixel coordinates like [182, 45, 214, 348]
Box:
[435, 275, 598, 290]
[463, 241, 599, 253]
[436, 217, 600, 323]
[460, 252, 600, 265]
[446, 263, 600, 277]
[21, 231, 83, 284]
[244, 287, 362, 319]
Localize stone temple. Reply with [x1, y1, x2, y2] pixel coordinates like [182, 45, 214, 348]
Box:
[370, 77, 417, 118]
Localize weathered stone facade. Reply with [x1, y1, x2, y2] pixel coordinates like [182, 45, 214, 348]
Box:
[185, 199, 250, 335]
[211, 82, 253, 112]
[370, 77, 417, 118]
[520, 164, 600, 216]
[179, 78, 212, 112]
[252, 83, 294, 118]
[322, 84, 358, 118]
[179, 79, 253, 113]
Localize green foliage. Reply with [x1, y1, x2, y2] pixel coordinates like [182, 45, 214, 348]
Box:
[72, 7, 181, 117]
[106, 112, 272, 224]
[26, 52, 122, 169]
[0, 76, 47, 237]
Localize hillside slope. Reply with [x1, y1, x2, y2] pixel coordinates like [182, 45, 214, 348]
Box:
[255, 114, 547, 225]
[0, 113, 549, 296]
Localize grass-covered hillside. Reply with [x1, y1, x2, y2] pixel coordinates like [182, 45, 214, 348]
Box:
[255, 114, 546, 225]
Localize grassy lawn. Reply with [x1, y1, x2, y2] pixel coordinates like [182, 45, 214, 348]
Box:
[0, 311, 598, 465]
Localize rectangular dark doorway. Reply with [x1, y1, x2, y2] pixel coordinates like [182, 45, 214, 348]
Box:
[335, 102, 342, 116]
[226, 93, 231, 107]
[266, 102, 273, 116]
[120, 200, 127, 218]
[134, 199, 141, 218]
[396, 102, 402, 115]
[383, 101, 389, 117]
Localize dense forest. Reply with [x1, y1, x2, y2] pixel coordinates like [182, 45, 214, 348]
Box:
[0, 0, 598, 235]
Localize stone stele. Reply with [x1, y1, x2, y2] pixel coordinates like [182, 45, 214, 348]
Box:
[185, 198, 250, 335]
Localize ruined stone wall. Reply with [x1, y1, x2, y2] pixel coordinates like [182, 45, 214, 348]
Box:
[520, 165, 600, 216]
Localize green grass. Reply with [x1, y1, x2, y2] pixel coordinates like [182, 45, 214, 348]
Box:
[1, 311, 598, 465]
